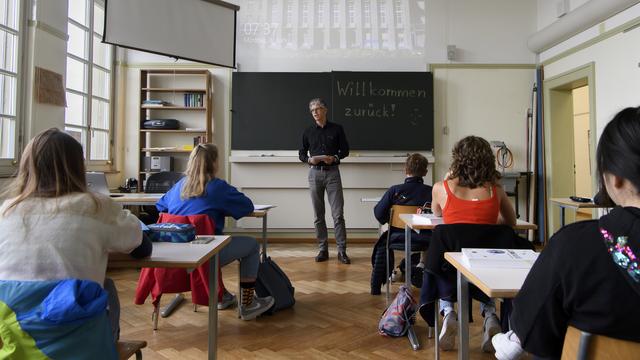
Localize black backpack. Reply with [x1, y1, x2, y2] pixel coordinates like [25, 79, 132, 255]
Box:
[255, 257, 295, 314]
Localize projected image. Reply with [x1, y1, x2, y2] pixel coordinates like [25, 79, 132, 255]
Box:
[237, 0, 425, 53]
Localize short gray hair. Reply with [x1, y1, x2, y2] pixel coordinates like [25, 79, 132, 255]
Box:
[309, 98, 327, 110]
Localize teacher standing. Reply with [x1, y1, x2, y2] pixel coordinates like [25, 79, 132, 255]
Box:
[299, 98, 351, 264]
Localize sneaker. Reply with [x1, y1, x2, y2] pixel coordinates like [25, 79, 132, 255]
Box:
[240, 296, 275, 321]
[492, 330, 524, 360]
[481, 314, 502, 352]
[439, 310, 458, 351]
[217, 290, 237, 310]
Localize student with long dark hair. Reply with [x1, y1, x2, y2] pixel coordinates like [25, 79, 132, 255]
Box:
[0, 128, 147, 341]
[156, 143, 274, 320]
[492, 107, 640, 359]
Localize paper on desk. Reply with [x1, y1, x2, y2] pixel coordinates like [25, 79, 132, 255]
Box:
[254, 204, 275, 210]
[411, 214, 443, 225]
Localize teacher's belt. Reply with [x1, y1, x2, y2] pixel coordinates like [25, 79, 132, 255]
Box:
[310, 165, 338, 171]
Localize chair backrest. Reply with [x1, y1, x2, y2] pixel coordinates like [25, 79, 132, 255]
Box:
[561, 325, 640, 360]
[389, 205, 420, 229]
[145, 171, 184, 193]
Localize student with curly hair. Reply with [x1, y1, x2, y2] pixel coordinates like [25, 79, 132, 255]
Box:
[431, 135, 517, 352]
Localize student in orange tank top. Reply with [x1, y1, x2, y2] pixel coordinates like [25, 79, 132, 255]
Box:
[430, 135, 517, 352]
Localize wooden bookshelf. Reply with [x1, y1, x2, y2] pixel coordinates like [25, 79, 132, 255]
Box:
[138, 69, 212, 191]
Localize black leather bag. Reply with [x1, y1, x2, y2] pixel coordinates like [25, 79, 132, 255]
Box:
[255, 257, 295, 314]
[142, 119, 180, 130]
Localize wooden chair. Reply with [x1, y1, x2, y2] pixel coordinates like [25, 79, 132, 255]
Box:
[561, 325, 640, 360]
[117, 340, 147, 360]
[385, 205, 422, 303]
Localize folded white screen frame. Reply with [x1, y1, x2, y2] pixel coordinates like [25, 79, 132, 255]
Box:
[103, 0, 239, 68]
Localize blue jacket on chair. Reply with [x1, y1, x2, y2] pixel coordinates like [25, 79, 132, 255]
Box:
[0, 279, 117, 359]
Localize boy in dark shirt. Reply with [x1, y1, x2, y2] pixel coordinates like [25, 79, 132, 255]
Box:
[371, 153, 432, 294]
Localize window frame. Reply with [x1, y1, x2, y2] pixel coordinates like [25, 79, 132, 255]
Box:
[65, 0, 116, 172]
[0, 0, 28, 176]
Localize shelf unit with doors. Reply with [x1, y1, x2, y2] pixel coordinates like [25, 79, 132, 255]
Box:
[138, 69, 212, 191]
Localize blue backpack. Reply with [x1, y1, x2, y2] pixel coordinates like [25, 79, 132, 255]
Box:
[146, 223, 196, 243]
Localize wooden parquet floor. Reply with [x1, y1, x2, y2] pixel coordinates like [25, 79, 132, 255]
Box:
[110, 244, 498, 359]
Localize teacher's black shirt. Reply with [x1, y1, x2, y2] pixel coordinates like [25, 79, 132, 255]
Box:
[298, 121, 349, 165]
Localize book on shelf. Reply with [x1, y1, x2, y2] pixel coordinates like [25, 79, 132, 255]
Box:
[143, 100, 171, 107]
[143, 147, 177, 151]
[461, 248, 539, 269]
[193, 135, 207, 146]
[184, 93, 204, 107]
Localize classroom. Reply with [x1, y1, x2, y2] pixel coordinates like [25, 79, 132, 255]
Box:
[0, 0, 639, 359]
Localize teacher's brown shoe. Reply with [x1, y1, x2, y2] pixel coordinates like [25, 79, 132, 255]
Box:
[337, 251, 351, 264]
[315, 250, 329, 262]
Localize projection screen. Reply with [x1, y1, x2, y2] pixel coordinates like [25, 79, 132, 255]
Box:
[103, 0, 238, 68]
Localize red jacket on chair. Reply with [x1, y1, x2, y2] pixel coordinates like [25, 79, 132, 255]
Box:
[134, 213, 225, 306]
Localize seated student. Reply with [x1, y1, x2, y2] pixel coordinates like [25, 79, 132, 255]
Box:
[370, 153, 432, 295]
[492, 107, 640, 360]
[0, 128, 150, 342]
[430, 135, 517, 352]
[156, 143, 274, 320]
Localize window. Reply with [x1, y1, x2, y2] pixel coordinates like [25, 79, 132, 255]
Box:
[379, 0, 388, 28]
[347, 0, 355, 27]
[0, 0, 24, 169]
[65, 0, 114, 165]
[331, 0, 340, 28]
[317, 0, 325, 28]
[363, 0, 371, 26]
[301, 1, 309, 27]
[393, 0, 403, 27]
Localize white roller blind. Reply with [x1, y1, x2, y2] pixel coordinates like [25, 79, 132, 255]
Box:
[104, 0, 238, 68]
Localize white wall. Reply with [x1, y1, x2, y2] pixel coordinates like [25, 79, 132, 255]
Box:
[542, 13, 640, 139]
[23, 0, 68, 139]
[230, 0, 536, 72]
[537, 0, 590, 30]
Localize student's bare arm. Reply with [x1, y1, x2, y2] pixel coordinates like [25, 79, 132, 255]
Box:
[431, 181, 445, 216]
[497, 185, 517, 226]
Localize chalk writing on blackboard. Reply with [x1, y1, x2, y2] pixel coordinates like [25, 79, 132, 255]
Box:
[335, 81, 428, 98]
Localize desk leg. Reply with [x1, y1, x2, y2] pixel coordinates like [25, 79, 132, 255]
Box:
[457, 271, 469, 360]
[262, 214, 268, 261]
[209, 255, 219, 360]
[404, 225, 420, 350]
[434, 304, 440, 360]
[560, 207, 566, 227]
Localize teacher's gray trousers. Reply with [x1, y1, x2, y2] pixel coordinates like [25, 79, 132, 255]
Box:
[308, 166, 347, 252]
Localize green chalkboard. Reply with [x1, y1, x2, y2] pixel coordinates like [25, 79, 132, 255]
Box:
[231, 71, 433, 151]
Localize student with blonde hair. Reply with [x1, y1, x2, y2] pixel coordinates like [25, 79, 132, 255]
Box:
[156, 143, 274, 320]
[0, 128, 147, 341]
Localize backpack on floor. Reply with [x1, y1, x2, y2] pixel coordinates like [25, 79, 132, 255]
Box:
[255, 257, 295, 314]
[378, 285, 417, 337]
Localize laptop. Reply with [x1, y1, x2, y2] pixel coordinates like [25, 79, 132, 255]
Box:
[86, 172, 123, 197]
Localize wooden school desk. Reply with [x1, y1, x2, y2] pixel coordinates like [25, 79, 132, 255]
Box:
[443, 252, 532, 360]
[549, 197, 603, 227]
[396, 214, 537, 351]
[108, 236, 231, 360]
[113, 194, 275, 258]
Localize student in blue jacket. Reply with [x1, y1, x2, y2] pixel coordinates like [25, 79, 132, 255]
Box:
[157, 143, 274, 320]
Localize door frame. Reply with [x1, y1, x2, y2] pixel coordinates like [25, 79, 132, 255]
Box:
[543, 62, 597, 236]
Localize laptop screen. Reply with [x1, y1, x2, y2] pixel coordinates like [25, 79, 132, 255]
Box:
[86, 172, 110, 195]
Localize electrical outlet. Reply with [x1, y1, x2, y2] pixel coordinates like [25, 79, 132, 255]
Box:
[443, 126, 449, 135]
